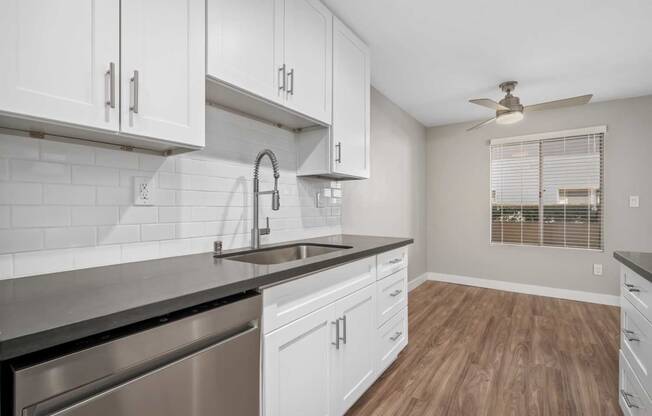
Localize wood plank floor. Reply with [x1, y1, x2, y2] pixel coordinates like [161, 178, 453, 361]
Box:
[347, 281, 621, 416]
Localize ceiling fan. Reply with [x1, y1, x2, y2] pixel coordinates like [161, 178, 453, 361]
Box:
[467, 81, 593, 131]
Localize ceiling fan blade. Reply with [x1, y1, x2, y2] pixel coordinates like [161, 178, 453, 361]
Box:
[469, 98, 509, 111]
[467, 117, 496, 131]
[524, 94, 593, 112]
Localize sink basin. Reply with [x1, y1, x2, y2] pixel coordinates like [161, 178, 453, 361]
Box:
[217, 243, 352, 265]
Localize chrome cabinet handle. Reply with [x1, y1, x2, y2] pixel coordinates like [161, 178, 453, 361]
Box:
[335, 142, 342, 163]
[389, 258, 402, 265]
[625, 283, 635, 287]
[278, 64, 286, 92]
[130, 70, 139, 114]
[341, 315, 347, 345]
[389, 289, 403, 297]
[621, 390, 639, 408]
[332, 319, 340, 350]
[287, 68, 294, 96]
[105, 62, 115, 109]
[623, 329, 640, 342]
[628, 287, 640, 293]
[390, 331, 402, 341]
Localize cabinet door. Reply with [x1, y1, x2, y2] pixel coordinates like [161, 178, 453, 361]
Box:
[331, 18, 370, 178]
[333, 284, 377, 414]
[0, 0, 119, 131]
[207, 0, 284, 104]
[264, 303, 338, 416]
[121, 0, 205, 147]
[282, 0, 332, 124]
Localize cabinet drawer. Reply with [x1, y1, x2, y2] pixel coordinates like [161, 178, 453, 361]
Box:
[376, 268, 408, 327]
[377, 306, 407, 374]
[621, 297, 652, 397]
[620, 351, 652, 416]
[622, 265, 652, 324]
[377, 246, 408, 280]
[262, 256, 376, 334]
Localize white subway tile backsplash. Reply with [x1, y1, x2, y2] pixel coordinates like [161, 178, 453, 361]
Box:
[0, 229, 43, 253]
[97, 187, 131, 205]
[98, 225, 140, 245]
[12, 206, 70, 227]
[0, 183, 42, 204]
[73, 245, 122, 269]
[72, 165, 119, 186]
[121, 242, 160, 262]
[11, 160, 70, 183]
[14, 249, 74, 276]
[72, 207, 118, 226]
[0, 255, 13, 279]
[44, 184, 95, 205]
[119, 206, 157, 224]
[0, 159, 9, 180]
[0, 207, 9, 228]
[141, 223, 175, 241]
[0, 106, 341, 279]
[139, 154, 175, 172]
[40, 140, 95, 165]
[0, 134, 39, 159]
[96, 148, 140, 169]
[45, 227, 96, 249]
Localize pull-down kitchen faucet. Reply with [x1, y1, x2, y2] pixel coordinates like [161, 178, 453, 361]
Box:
[251, 149, 280, 249]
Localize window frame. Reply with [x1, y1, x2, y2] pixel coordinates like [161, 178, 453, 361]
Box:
[488, 126, 606, 252]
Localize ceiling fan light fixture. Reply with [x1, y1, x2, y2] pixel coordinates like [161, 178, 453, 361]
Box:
[495, 110, 524, 125]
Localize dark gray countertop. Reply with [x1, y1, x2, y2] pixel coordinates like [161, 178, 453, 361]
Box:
[614, 251, 652, 284]
[0, 234, 412, 360]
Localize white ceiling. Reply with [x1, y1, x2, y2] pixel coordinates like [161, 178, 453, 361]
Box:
[323, 0, 652, 127]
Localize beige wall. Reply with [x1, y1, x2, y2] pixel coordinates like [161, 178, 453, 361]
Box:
[427, 95, 652, 296]
[342, 88, 427, 281]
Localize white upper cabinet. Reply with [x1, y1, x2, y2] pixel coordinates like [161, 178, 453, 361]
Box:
[207, 0, 283, 104]
[0, 0, 204, 152]
[206, 0, 332, 126]
[121, 0, 205, 147]
[0, 0, 120, 131]
[331, 17, 370, 178]
[282, 0, 333, 124]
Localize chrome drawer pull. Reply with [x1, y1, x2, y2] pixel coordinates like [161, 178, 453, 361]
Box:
[390, 331, 402, 341]
[332, 319, 341, 350]
[623, 329, 640, 342]
[628, 287, 640, 293]
[621, 390, 639, 409]
[625, 283, 635, 288]
[389, 289, 403, 297]
[388, 258, 402, 265]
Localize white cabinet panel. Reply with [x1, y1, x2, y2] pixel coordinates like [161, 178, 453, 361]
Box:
[377, 306, 408, 374]
[332, 284, 377, 414]
[377, 246, 408, 280]
[376, 268, 408, 327]
[264, 302, 338, 416]
[283, 0, 332, 124]
[121, 0, 205, 147]
[332, 17, 370, 178]
[0, 0, 119, 131]
[207, 0, 283, 104]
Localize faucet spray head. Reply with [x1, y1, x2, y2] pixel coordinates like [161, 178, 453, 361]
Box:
[272, 190, 280, 210]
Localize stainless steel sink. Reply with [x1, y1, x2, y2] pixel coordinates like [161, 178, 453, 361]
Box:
[217, 243, 352, 265]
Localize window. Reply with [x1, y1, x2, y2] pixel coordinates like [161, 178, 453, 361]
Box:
[490, 126, 604, 250]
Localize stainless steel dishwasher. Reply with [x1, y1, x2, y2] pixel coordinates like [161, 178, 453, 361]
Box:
[11, 292, 261, 416]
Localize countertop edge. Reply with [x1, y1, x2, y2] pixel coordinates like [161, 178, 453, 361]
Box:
[0, 237, 413, 361]
[614, 251, 652, 283]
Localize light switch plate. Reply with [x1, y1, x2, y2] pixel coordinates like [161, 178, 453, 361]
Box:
[134, 176, 154, 206]
[629, 195, 640, 208]
[593, 264, 603, 276]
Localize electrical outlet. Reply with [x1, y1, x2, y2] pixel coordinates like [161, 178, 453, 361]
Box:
[593, 263, 603, 276]
[629, 195, 640, 208]
[134, 176, 154, 206]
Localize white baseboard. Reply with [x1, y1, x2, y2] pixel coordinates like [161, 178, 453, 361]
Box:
[426, 272, 620, 306]
[408, 273, 428, 292]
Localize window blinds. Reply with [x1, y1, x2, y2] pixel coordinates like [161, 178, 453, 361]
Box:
[490, 128, 604, 250]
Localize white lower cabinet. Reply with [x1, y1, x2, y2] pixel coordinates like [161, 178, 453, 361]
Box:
[263, 252, 409, 416]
